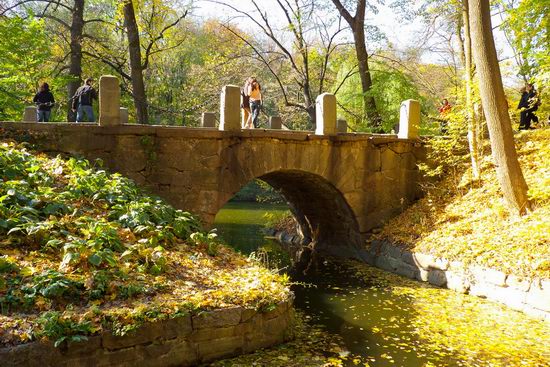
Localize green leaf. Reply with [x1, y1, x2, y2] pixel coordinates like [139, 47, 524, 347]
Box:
[88, 253, 102, 266]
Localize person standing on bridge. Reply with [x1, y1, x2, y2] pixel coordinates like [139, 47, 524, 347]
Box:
[241, 77, 252, 128]
[71, 78, 98, 123]
[33, 82, 55, 122]
[245, 77, 262, 129]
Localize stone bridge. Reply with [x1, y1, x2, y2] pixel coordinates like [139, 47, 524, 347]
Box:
[0, 76, 427, 258]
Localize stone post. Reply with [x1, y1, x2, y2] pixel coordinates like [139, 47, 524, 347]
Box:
[201, 112, 216, 128]
[398, 99, 420, 139]
[23, 106, 37, 122]
[99, 75, 121, 126]
[219, 85, 241, 132]
[315, 93, 337, 135]
[337, 119, 348, 133]
[269, 116, 282, 129]
[120, 107, 129, 124]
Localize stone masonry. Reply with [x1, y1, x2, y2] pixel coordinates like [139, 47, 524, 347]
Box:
[0, 302, 293, 367]
[363, 240, 550, 322]
[0, 121, 426, 259]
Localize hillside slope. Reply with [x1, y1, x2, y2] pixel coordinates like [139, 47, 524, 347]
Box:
[376, 128, 550, 279]
[0, 141, 290, 346]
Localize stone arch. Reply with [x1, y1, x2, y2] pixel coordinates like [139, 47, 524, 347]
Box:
[216, 169, 363, 258]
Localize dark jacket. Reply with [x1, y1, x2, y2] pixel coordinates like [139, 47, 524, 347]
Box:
[518, 91, 539, 111]
[33, 90, 55, 111]
[72, 85, 98, 109]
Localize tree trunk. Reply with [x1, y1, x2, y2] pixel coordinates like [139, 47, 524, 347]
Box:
[462, 0, 481, 180]
[468, 0, 531, 214]
[353, 27, 381, 128]
[330, 0, 381, 128]
[123, 0, 148, 124]
[67, 0, 85, 122]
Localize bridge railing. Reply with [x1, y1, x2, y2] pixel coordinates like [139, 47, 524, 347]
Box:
[21, 75, 420, 140]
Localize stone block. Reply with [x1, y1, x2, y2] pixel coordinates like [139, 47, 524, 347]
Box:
[197, 335, 244, 363]
[138, 340, 197, 367]
[315, 93, 336, 135]
[99, 75, 121, 126]
[192, 307, 242, 329]
[433, 258, 449, 271]
[412, 253, 436, 270]
[395, 262, 418, 279]
[506, 275, 531, 292]
[401, 250, 416, 266]
[201, 112, 216, 128]
[471, 266, 507, 287]
[219, 85, 241, 132]
[375, 255, 397, 272]
[23, 106, 37, 122]
[525, 283, 550, 312]
[366, 150, 381, 171]
[380, 148, 399, 171]
[427, 269, 447, 287]
[445, 270, 470, 293]
[398, 99, 420, 139]
[337, 119, 348, 133]
[269, 116, 282, 129]
[120, 107, 129, 124]
[190, 325, 237, 342]
[416, 269, 429, 282]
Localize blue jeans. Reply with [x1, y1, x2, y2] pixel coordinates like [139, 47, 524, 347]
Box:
[76, 105, 95, 122]
[250, 101, 261, 128]
[37, 110, 51, 122]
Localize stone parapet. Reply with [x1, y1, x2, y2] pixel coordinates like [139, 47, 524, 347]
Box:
[0, 302, 293, 367]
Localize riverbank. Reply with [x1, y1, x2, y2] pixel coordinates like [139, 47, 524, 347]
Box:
[0, 141, 292, 364]
[375, 128, 549, 279]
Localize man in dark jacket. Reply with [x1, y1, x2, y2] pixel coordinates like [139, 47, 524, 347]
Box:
[33, 83, 55, 122]
[518, 83, 540, 130]
[72, 78, 98, 123]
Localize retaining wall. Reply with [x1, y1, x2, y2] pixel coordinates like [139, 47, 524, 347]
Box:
[361, 240, 549, 322]
[0, 301, 293, 367]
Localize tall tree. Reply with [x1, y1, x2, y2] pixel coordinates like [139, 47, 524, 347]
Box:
[329, 0, 381, 127]
[468, 0, 531, 214]
[122, 0, 148, 124]
[2, 0, 87, 121]
[461, 0, 482, 179]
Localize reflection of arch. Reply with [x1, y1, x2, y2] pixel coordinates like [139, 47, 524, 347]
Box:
[218, 169, 363, 258]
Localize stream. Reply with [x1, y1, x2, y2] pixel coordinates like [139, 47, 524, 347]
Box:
[213, 201, 550, 367]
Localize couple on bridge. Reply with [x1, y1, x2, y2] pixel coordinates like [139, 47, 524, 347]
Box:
[241, 77, 263, 129]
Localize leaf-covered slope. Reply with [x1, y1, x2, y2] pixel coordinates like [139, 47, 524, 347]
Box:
[0, 141, 290, 346]
[376, 128, 550, 278]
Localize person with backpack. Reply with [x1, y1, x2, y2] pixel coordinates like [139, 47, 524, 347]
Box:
[72, 78, 98, 123]
[245, 77, 262, 129]
[33, 82, 55, 122]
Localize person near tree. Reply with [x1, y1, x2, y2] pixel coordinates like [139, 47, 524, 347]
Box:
[518, 83, 540, 130]
[33, 82, 55, 122]
[245, 77, 262, 129]
[71, 78, 98, 123]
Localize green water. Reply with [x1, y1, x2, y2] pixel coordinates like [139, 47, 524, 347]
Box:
[214, 202, 550, 367]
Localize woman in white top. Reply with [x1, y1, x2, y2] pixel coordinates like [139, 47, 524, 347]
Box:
[245, 77, 262, 129]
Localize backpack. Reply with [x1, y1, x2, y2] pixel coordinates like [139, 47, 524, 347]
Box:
[74, 85, 94, 106]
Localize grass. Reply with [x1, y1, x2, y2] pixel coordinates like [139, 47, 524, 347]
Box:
[0, 140, 291, 347]
[375, 128, 550, 279]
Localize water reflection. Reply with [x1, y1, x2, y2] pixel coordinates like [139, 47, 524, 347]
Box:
[214, 202, 550, 367]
